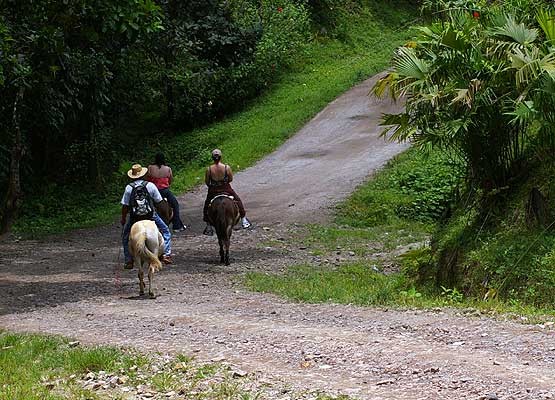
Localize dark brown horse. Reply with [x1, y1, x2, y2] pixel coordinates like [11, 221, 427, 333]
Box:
[207, 195, 240, 265]
[155, 199, 173, 226]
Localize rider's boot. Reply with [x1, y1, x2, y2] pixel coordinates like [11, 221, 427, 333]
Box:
[203, 223, 214, 236]
[241, 217, 251, 229]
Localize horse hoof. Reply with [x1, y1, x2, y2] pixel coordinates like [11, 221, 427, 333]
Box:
[149, 292, 156, 299]
[139, 291, 145, 296]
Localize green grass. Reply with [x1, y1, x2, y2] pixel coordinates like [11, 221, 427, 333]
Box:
[0, 332, 147, 400]
[244, 145, 555, 319]
[245, 262, 555, 322]
[0, 331, 354, 399]
[14, 0, 419, 237]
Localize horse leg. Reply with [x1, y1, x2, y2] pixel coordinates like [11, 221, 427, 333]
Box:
[218, 236, 225, 264]
[225, 225, 233, 266]
[138, 264, 145, 296]
[148, 265, 156, 299]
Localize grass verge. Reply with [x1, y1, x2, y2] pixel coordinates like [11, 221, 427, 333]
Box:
[0, 331, 351, 400]
[14, 0, 418, 237]
[245, 148, 555, 320]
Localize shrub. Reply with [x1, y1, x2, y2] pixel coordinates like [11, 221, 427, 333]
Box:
[374, 5, 555, 196]
[170, 0, 310, 128]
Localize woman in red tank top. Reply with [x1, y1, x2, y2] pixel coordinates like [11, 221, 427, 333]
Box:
[147, 153, 186, 232]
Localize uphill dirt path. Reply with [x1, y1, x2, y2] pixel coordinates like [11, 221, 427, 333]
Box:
[1, 75, 555, 399]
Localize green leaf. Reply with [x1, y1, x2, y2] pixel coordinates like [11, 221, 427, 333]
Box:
[392, 47, 429, 81]
[537, 8, 555, 45]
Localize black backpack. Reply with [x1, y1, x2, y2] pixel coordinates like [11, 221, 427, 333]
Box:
[129, 181, 154, 220]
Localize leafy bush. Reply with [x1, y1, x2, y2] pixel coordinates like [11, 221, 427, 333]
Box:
[170, 0, 310, 128]
[337, 149, 462, 227]
[374, 4, 555, 195]
[421, 0, 485, 13]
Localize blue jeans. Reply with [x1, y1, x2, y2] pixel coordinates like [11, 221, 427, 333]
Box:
[159, 188, 185, 230]
[122, 213, 172, 263]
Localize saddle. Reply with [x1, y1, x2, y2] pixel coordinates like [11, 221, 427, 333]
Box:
[209, 194, 235, 207]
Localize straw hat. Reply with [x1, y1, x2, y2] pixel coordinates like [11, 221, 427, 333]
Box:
[212, 148, 222, 157]
[127, 164, 148, 179]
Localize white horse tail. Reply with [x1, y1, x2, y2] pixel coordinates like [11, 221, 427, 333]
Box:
[131, 223, 163, 273]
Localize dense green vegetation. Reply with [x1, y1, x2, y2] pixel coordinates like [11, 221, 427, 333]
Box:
[383, 0, 555, 307]
[248, 0, 555, 312]
[0, 0, 318, 233]
[7, 0, 418, 236]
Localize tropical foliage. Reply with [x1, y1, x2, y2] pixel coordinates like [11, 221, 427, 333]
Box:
[374, 4, 555, 194]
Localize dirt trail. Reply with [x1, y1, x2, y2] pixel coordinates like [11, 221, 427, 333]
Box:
[180, 74, 407, 229]
[1, 75, 554, 399]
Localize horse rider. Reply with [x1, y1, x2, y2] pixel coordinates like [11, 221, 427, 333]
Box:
[147, 152, 187, 233]
[203, 149, 251, 235]
[121, 163, 173, 268]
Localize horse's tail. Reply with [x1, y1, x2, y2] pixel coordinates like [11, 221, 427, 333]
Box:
[213, 198, 237, 237]
[135, 231, 163, 273]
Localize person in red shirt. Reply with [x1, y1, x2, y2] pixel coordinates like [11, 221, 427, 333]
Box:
[147, 153, 187, 232]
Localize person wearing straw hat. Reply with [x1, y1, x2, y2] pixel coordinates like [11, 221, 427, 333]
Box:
[203, 149, 251, 236]
[121, 163, 173, 268]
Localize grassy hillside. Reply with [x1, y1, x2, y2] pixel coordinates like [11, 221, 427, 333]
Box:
[431, 159, 555, 308]
[14, 0, 418, 236]
[246, 148, 555, 316]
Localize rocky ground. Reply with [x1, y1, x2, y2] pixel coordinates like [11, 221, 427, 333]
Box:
[1, 223, 555, 400]
[1, 75, 554, 399]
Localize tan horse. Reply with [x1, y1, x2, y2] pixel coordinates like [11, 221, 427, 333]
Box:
[207, 195, 240, 265]
[129, 220, 164, 298]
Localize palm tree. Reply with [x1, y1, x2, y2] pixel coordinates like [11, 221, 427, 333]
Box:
[374, 6, 555, 194]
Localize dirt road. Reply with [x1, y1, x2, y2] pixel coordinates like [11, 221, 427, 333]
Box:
[1, 75, 554, 399]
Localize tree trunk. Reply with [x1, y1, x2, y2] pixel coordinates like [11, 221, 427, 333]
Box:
[526, 187, 549, 228]
[1, 87, 25, 234]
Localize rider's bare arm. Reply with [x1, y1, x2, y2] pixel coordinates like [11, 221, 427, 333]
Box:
[121, 205, 129, 226]
[168, 167, 173, 186]
[227, 165, 234, 183]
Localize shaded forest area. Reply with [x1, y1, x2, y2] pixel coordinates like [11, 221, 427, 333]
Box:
[0, 0, 348, 233]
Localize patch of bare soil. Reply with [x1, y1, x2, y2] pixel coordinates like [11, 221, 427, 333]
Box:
[1, 75, 554, 399]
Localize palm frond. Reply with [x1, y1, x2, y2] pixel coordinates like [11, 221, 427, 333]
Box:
[537, 8, 555, 45]
[441, 25, 469, 52]
[379, 113, 416, 143]
[392, 47, 429, 81]
[511, 48, 555, 87]
[491, 15, 538, 45]
[506, 100, 536, 126]
[372, 72, 399, 101]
